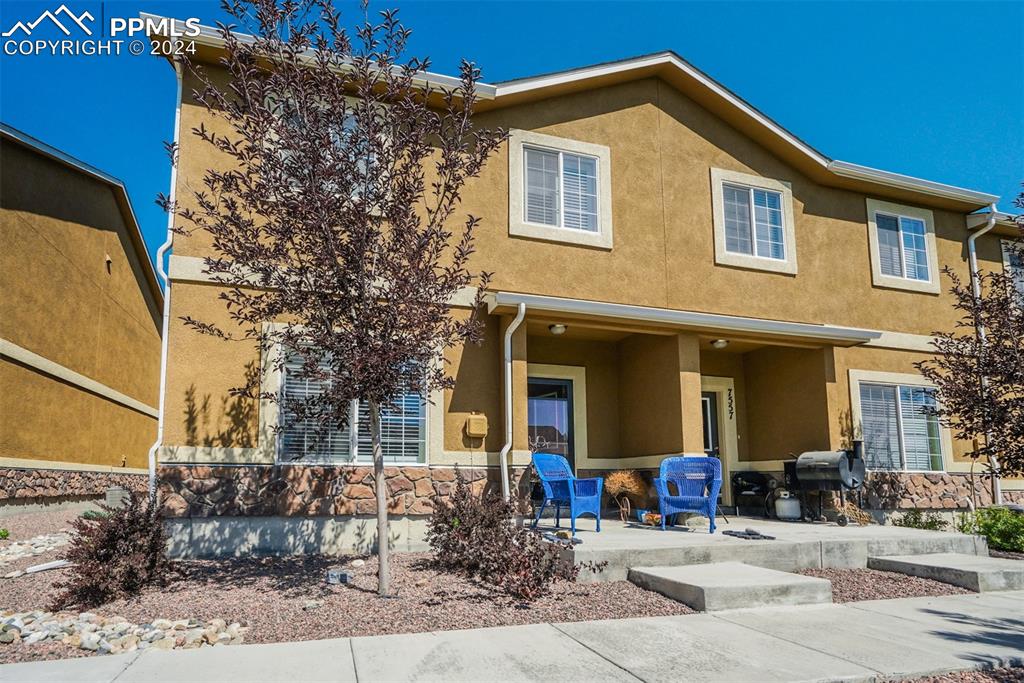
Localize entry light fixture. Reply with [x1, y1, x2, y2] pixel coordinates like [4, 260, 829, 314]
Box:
[710, 339, 729, 349]
[548, 324, 567, 336]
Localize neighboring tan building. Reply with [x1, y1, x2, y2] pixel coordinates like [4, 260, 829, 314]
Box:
[149, 24, 1023, 555]
[0, 124, 162, 505]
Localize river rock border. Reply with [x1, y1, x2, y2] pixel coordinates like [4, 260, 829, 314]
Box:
[0, 467, 146, 502]
[157, 465, 530, 518]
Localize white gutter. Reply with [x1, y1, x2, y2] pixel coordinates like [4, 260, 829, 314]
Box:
[967, 204, 1002, 505]
[828, 161, 999, 207]
[499, 303, 527, 500]
[147, 58, 185, 498]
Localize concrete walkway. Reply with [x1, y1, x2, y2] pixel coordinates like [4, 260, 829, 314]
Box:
[4, 592, 1022, 682]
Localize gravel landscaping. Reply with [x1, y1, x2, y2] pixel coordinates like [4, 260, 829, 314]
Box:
[907, 667, 1024, 682]
[797, 568, 973, 602]
[0, 508, 693, 664]
[990, 550, 1024, 561]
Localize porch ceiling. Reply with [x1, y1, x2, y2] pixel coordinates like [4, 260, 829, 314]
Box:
[490, 292, 881, 348]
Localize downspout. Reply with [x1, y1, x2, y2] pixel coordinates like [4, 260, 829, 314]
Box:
[499, 303, 527, 500]
[966, 203, 1002, 505]
[147, 58, 185, 498]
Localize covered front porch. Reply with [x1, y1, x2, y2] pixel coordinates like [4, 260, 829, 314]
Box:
[485, 291, 879, 506]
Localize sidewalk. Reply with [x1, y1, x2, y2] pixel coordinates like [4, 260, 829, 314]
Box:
[4, 591, 1022, 682]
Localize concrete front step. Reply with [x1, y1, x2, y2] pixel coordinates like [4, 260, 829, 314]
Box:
[868, 552, 1024, 592]
[628, 561, 832, 611]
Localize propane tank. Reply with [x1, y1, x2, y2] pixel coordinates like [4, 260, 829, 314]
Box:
[774, 489, 802, 521]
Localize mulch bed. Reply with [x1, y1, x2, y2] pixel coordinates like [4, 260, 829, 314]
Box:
[906, 667, 1024, 682]
[1, 508, 693, 665]
[797, 568, 973, 603]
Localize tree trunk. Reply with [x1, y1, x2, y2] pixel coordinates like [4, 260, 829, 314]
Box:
[369, 399, 390, 596]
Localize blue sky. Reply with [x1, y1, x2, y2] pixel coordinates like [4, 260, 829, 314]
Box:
[1, 1, 1021, 269]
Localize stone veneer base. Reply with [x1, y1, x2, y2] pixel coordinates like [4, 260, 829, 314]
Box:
[157, 464, 529, 519]
[1, 467, 146, 504]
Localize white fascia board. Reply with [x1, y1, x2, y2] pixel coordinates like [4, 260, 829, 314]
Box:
[488, 291, 881, 345]
[142, 13, 497, 99]
[966, 210, 1019, 229]
[496, 51, 831, 170]
[0, 123, 162, 307]
[828, 160, 998, 206]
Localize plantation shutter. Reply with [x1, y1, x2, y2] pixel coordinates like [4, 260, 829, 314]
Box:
[723, 184, 753, 255]
[900, 217, 930, 281]
[280, 354, 425, 464]
[859, 383, 901, 470]
[876, 213, 904, 277]
[899, 387, 942, 471]
[561, 153, 599, 231]
[280, 355, 353, 463]
[524, 147, 560, 226]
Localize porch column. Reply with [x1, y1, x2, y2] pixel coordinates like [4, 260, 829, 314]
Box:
[499, 315, 529, 455]
[676, 333, 705, 453]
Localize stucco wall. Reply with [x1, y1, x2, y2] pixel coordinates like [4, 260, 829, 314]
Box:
[0, 138, 161, 468]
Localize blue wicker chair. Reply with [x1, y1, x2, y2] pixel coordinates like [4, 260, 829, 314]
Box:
[654, 456, 722, 533]
[531, 453, 603, 535]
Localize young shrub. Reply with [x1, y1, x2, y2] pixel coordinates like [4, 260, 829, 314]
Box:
[0, 528, 8, 540]
[50, 492, 174, 610]
[958, 507, 1024, 552]
[426, 470, 590, 600]
[891, 509, 949, 531]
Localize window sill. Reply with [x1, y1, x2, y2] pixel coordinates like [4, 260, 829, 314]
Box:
[715, 249, 797, 275]
[869, 273, 941, 294]
[509, 220, 613, 249]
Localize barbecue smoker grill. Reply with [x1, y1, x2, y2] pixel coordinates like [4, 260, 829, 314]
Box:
[783, 441, 866, 526]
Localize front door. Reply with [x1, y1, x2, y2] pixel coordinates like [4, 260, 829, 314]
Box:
[701, 391, 720, 458]
[528, 377, 574, 471]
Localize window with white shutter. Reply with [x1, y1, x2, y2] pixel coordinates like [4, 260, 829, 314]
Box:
[875, 212, 930, 282]
[721, 182, 786, 261]
[859, 381, 942, 472]
[866, 199, 939, 293]
[523, 146, 599, 233]
[278, 352, 425, 465]
[1003, 240, 1024, 302]
[509, 130, 612, 249]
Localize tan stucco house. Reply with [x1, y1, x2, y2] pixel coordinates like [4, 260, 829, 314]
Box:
[0, 124, 162, 505]
[149, 23, 1023, 555]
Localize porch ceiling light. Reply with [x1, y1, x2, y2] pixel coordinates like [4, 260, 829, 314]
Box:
[548, 324, 567, 336]
[711, 339, 729, 349]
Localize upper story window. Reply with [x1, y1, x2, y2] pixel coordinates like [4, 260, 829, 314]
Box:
[710, 168, 797, 274]
[1003, 239, 1024, 301]
[866, 198, 940, 294]
[509, 129, 613, 249]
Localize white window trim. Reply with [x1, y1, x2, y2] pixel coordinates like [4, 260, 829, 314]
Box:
[710, 167, 798, 275]
[508, 129, 613, 250]
[262, 323, 429, 466]
[866, 198, 941, 294]
[848, 369, 952, 473]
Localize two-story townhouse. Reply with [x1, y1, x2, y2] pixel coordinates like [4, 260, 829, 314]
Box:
[148, 22, 1023, 556]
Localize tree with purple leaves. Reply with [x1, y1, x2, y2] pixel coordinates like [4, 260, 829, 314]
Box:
[165, 0, 504, 596]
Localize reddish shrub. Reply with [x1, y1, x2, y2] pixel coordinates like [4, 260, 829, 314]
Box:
[50, 492, 175, 610]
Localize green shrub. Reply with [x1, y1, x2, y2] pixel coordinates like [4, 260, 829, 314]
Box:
[0, 528, 8, 540]
[891, 509, 949, 531]
[80, 509, 109, 521]
[957, 507, 1024, 552]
